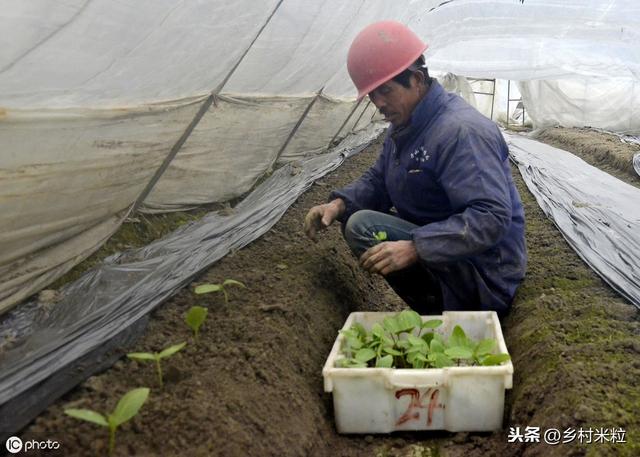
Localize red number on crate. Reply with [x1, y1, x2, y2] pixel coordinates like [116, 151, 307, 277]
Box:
[395, 388, 443, 426]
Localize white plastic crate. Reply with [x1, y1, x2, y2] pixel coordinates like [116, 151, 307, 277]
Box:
[322, 311, 513, 433]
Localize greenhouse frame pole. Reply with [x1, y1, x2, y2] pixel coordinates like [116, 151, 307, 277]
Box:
[351, 100, 372, 132]
[327, 97, 364, 149]
[130, 0, 285, 213]
[273, 88, 325, 165]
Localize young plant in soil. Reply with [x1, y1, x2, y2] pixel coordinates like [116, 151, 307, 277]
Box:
[194, 279, 246, 304]
[372, 231, 388, 243]
[127, 342, 186, 387]
[185, 306, 208, 342]
[64, 387, 149, 456]
[337, 309, 510, 369]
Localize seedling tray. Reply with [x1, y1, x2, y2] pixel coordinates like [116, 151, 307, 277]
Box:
[322, 311, 513, 433]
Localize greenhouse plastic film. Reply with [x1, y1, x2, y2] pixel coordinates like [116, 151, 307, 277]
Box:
[519, 79, 640, 133]
[0, 123, 385, 439]
[506, 133, 640, 310]
[141, 95, 312, 212]
[0, 0, 280, 108]
[276, 97, 360, 165]
[0, 99, 204, 314]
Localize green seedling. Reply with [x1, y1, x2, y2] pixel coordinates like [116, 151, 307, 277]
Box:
[337, 310, 510, 369]
[372, 231, 388, 243]
[185, 306, 208, 342]
[195, 279, 246, 303]
[127, 342, 186, 387]
[65, 387, 149, 456]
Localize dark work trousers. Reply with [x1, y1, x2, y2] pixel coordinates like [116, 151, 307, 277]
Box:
[343, 210, 443, 315]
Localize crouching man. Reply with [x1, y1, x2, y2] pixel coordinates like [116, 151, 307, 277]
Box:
[304, 21, 527, 315]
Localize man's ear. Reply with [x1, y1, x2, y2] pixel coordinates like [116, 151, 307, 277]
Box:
[411, 70, 426, 88]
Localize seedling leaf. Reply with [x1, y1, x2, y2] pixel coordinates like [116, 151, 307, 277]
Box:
[396, 339, 410, 350]
[110, 388, 150, 427]
[430, 338, 445, 354]
[376, 354, 393, 368]
[406, 345, 425, 355]
[352, 322, 367, 339]
[65, 409, 108, 427]
[382, 316, 400, 334]
[355, 348, 377, 363]
[185, 306, 208, 341]
[339, 328, 357, 338]
[433, 352, 455, 368]
[382, 346, 402, 356]
[339, 358, 367, 368]
[194, 284, 222, 294]
[449, 325, 471, 349]
[381, 335, 395, 347]
[222, 279, 246, 288]
[345, 335, 363, 350]
[475, 339, 496, 356]
[397, 310, 422, 331]
[127, 353, 156, 361]
[444, 346, 474, 359]
[422, 333, 435, 345]
[481, 353, 511, 366]
[371, 323, 385, 338]
[408, 334, 427, 347]
[414, 353, 429, 362]
[421, 319, 443, 329]
[159, 342, 186, 358]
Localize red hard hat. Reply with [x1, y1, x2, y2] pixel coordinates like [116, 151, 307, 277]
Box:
[347, 21, 428, 100]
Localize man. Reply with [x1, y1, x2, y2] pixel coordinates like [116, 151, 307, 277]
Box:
[304, 21, 526, 315]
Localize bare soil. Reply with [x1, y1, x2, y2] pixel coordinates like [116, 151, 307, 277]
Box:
[20, 130, 640, 457]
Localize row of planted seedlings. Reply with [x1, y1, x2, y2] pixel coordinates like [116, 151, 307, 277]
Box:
[63, 230, 396, 453]
[64, 279, 246, 456]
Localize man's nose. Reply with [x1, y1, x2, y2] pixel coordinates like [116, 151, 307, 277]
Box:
[369, 93, 386, 110]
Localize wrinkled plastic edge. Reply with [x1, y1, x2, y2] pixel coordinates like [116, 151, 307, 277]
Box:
[0, 317, 148, 443]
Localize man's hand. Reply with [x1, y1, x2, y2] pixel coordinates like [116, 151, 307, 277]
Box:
[304, 199, 345, 241]
[360, 240, 419, 275]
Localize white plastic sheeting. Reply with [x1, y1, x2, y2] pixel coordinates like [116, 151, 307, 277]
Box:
[519, 79, 640, 133]
[1, 0, 281, 108]
[0, 100, 204, 313]
[409, 0, 640, 81]
[410, 0, 640, 131]
[507, 133, 640, 310]
[4, 0, 638, 107]
[143, 95, 312, 212]
[2, 0, 640, 314]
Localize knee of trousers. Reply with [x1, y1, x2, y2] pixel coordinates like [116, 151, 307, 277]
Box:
[343, 210, 377, 255]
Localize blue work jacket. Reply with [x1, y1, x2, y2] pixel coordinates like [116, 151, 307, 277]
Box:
[330, 81, 527, 313]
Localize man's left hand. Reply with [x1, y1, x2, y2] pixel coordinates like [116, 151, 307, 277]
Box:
[359, 240, 419, 275]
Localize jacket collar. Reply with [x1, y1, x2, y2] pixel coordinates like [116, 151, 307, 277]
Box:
[389, 80, 445, 147]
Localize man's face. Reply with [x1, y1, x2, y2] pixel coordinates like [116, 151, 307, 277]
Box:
[368, 75, 423, 127]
